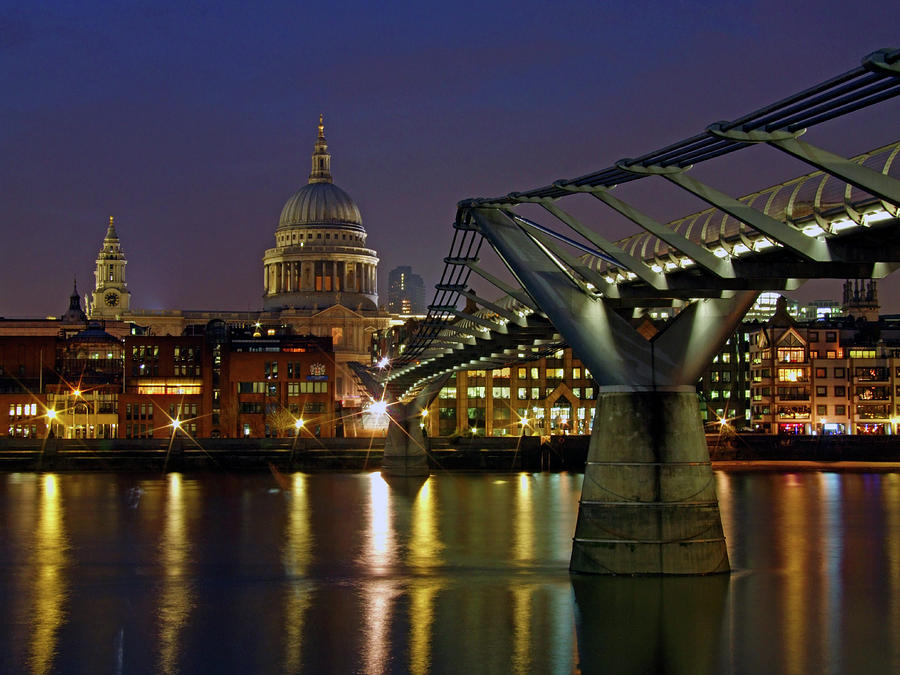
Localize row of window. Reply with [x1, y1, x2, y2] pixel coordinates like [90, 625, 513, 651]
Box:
[132, 346, 160, 359]
[125, 403, 154, 420]
[7, 403, 37, 418]
[754, 366, 897, 381]
[169, 403, 199, 418]
[279, 231, 365, 244]
[263, 362, 330, 380]
[287, 382, 328, 395]
[752, 404, 900, 418]
[7, 424, 38, 437]
[455, 386, 598, 401]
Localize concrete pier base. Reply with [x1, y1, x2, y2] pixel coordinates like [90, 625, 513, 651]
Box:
[382, 404, 429, 477]
[570, 389, 729, 575]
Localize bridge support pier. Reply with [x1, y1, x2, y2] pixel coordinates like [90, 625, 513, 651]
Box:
[570, 388, 728, 575]
[382, 402, 430, 477]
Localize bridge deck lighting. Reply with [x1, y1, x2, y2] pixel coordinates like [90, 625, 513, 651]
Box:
[864, 210, 893, 225]
[831, 218, 856, 232]
[802, 224, 825, 237]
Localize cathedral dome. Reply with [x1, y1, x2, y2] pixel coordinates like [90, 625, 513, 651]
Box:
[262, 115, 380, 313]
[278, 182, 362, 228]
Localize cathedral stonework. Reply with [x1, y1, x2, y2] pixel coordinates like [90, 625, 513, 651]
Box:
[91, 216, 131, 317]
[262, 115, 380, 312]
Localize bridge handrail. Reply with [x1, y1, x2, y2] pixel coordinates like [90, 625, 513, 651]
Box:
[585, 141, 900, 278]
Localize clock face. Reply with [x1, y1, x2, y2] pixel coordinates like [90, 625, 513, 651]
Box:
[105, 292, 119, 307]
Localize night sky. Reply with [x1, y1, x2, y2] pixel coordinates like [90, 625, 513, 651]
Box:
[2, 1, 899, 318]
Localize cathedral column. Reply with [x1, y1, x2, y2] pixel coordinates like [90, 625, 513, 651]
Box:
[264, 265, 269, 293]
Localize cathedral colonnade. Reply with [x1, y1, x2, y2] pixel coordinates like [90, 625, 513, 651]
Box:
[263, 259, 377, 295]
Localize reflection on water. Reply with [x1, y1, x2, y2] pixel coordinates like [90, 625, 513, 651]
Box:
[0, 469, 899, 674]
[157, 473, 193, 675]
[409, 477, 441, 675]
[29, 474, 70, 674]
[282, 472, 312, 673]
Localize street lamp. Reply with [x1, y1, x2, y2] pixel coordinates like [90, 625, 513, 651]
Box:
[291, 418, 305, 452]
[46, 408, 57, 438]
[71, 389, 83, 439]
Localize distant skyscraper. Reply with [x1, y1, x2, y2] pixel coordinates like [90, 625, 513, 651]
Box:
[387, 266, 425, 314]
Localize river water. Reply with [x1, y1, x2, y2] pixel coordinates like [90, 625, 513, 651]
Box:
[0, 468, 898, 674]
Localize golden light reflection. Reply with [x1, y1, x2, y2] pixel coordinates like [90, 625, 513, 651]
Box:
[28, 473, 70, 675]
[157, 473, 193, 675]
[367, 472, 395, 570]
[514, 473, 534, 562]
[408, 582, 440, 675]
[362, 580, 397, 675]
[408, 479, 443, 675]
[409, 478, 443, 570]
[511, 584, 534, 674]
[283, 473, 313, 673]
[363, 473, 397, 674]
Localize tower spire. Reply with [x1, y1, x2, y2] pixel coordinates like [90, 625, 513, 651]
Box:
[105, 215, 118, 240]
[308, 113, 333, 184]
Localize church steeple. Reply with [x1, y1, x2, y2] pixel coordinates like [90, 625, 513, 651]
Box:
[105, 215, 118, 241]
[61, 277, 87, 323]
[308, 114, 333, 184]
[91, 215, 131, 317]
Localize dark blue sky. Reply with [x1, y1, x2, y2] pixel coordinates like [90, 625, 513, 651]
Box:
[2, 0, 899, 317]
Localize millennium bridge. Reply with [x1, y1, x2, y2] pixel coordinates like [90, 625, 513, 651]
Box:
[351, 47, 900, 575]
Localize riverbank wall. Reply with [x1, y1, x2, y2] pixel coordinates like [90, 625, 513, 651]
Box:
[0, 434, 897, 472]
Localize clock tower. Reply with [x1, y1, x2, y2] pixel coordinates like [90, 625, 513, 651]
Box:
[91, 216, 131, 317]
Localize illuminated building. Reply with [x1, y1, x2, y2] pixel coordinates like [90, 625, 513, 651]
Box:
[749, 293, 900, 435]
[387, 266, 425, 315]
[83, 116, 392, 419]
[90, 216, 131, 317]
[408, 345, 599, 437]
[45, 322, 124, 439]
[263, 115, 379, 312]
[221, 330, 335, 439]
[121, 335, 209, 439]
